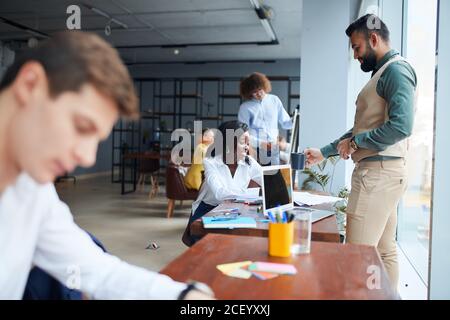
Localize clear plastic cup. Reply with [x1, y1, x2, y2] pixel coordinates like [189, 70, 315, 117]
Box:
[290, 209, 312, 255]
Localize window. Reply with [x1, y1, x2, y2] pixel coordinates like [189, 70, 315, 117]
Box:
[397, 0, 438, 287]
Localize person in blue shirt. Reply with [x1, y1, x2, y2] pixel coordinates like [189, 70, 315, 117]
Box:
[238, 73, 293, 165]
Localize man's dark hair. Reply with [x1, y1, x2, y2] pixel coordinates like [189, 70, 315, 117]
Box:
[345, 14, 390, 42]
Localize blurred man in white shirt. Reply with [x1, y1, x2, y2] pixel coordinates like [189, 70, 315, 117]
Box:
[0, 31, 213, 300]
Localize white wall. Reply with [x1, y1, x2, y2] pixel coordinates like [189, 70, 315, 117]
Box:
[299, 0, 352, 194]
[380, 0, 404, 52]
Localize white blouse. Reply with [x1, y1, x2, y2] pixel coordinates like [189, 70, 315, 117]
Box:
[0, 173, 186, 299]
[192, 155, 262, 214]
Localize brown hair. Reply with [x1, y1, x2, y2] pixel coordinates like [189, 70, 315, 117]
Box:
[0, 31, 138, 118]
[239, 72, 272, 100]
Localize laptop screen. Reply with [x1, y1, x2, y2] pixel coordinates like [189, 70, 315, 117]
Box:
[262, 165, 293, 213]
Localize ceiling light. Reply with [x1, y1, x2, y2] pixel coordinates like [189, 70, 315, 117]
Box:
[248, 0, 278, 43]
[27, 37, 38, 48]
[105, 23, 111, 36]
[83, 4, 128, 29]
[260, 19, 276, 41]
[263, 6, 275, 19]
[249, 0, 261, 9]
[174, 49, 180, 55]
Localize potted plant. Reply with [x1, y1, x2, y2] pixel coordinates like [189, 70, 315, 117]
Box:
[301, 156, 340, 193]
[301, 156, 349, 243]
[334, 186, 349, 243]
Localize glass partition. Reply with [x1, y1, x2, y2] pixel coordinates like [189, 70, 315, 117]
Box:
[397, 0, 438, 286]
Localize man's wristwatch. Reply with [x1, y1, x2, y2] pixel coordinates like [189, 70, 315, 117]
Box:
[177, 281, 214, 300]
[350, 137, 359, 150]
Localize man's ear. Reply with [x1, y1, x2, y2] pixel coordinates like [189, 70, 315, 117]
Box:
[11, 61, 49, 108]
[369, 32, 379, 49]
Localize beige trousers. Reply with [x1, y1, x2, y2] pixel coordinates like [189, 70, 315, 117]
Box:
[346, 159, 407, 291]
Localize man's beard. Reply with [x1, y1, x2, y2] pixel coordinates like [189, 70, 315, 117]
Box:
[360, 44, 378, 72]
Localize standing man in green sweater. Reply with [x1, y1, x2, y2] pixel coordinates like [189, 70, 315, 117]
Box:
[305, 14, 417, 291]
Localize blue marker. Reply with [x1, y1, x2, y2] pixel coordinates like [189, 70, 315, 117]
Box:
[267, 211, 276, 223]
[282, 211, 287, 223]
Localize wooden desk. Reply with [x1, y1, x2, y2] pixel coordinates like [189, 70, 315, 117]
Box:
[190, 202, 340, 243]
[161, 234, 397, 300]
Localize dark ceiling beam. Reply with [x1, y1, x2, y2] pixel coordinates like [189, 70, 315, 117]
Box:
[0, 16, 50, 39]
[116, 39, 278, 50]
[125, 59, 277, 66]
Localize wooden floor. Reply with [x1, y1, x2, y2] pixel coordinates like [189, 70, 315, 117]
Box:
[55, 174, 192, 272]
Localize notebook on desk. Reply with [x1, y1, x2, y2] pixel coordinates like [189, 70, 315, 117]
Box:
[202, 216, 257, 229]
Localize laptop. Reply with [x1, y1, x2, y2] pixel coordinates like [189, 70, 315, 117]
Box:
[261, 165, 294, 216]
[261, 165, 336, 223]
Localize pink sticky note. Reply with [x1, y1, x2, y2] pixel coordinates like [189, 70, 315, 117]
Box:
[248, 262, 297, 275]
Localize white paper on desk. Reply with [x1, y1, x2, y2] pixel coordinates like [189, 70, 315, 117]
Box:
[293, 191, 342, 206]
[234, 188, 261, 201]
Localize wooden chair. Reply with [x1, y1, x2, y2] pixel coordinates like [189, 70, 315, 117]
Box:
[165, 162, 199, 218]
[137, 158, 160, 198]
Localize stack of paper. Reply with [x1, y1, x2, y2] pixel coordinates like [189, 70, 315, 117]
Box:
[234, 187, 262, 202]
[216, 261, 297, 280]
[293, 191, 343, 206]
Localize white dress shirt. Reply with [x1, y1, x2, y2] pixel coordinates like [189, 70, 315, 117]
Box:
[238, 94, 293, 148]
[0, 173, 186, 300]
[280, 142, 292, 163]
[192, 156, 262, 214]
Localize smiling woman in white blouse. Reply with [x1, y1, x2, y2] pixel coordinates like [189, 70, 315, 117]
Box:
[182, 120, 262, 246]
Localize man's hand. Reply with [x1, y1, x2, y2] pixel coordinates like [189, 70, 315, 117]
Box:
[278, 140, 287, 151]
[304, 148, 324, 168]
[260, 141, 273, 151]
[337, 138, 356, 160]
